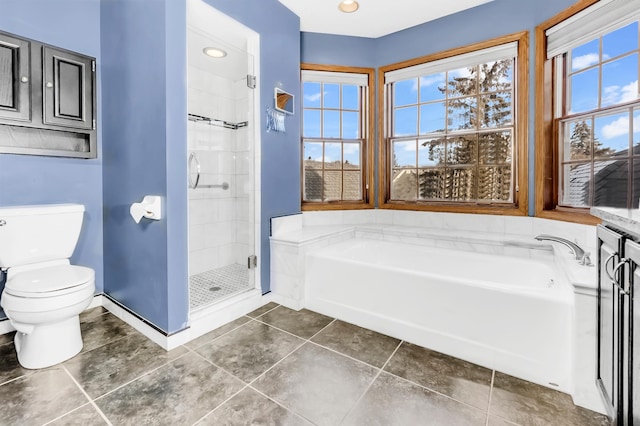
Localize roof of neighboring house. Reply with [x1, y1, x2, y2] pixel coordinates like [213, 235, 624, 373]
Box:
[304, 160, 361, 201]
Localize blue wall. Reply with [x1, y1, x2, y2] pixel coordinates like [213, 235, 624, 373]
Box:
[203, 0, 302, 294]
[100, 0, 299, 333]
[300, 0, 578, 215]
[101, 0, 189, 333]
[0, 0, 104, 319]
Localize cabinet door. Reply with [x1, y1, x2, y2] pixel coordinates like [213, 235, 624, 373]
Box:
[597, 225, 625, 423]
[0, 32, 30, 122]
[624, 240, 640, 426]
[42, 46, 94, 130]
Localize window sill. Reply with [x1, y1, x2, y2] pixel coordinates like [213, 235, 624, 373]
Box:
[302, 202, 374, 212]
[379, 201, 527, 217]
[535, 208, 601, 226]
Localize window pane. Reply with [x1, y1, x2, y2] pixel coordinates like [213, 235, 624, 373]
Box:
[561, 163, 590, 207]
[595, 111, 630, 156]
[446, 168, 476, 201]
[342, 84, 359, 110]
[394, 79, 418, 106]
[448, 66, 477, 96]
[594, 159, 628, 207]
[342, 111, 359, 138]
[447, 96, 477, 130]
[566, 120, 593, 161]
[634, 158, 640, 209]
[479, 91, 512, 127]
[418, 138, 444, 167]
[479, 166, 512, 201]
[324, 142, 342, 169]
[419, 169, 446, 199]
[343, 171, 362, 200]
[570, 68, 599, 113]
[391, 169, 417, 200]
[303, 82, 322, 108]
[323, 110, 340, 138]
[634, 108, 640, 145]
[324, 171, 342, 200]
[304, 142, 323, 166]
[480, 60, 512, 92]
[420, 73, 446, 102]
[420, 102, 446, 134]
[603, 22, 638, 60]
[323, 83, 340, 109]
[479, 131, 512, 164]
[602, 53, 639, 107]
[303, 109, 321, 138]
[304, 169, 323, 201]
[571, 39, 599, 72]
[344, 142, 361, 167]
[447, 135, 477, 165]
[394, 106, 418, 136]
[393, 140, 416, 167]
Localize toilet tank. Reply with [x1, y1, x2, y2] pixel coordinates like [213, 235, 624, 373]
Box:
[0, 204, 85, 268]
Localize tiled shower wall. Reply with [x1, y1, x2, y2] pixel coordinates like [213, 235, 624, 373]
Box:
[187, 65, 252, 276]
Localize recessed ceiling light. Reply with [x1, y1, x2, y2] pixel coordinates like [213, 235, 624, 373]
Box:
[202, 47, 227, 58]
[338, 0, 359, 13]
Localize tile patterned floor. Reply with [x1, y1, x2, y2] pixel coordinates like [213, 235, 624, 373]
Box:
[189, 264, 250, 310]
[0, 303, 610, 426]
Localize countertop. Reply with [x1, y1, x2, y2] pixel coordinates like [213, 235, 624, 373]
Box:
[591, 207, 640, 235]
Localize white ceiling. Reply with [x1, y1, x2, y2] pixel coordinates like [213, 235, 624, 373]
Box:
[278, 0, 495, 38]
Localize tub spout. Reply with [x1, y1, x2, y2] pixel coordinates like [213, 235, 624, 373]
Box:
[534, 234, 592, 266]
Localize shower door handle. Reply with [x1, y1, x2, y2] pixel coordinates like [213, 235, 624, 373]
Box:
[188, 152, 201, 189]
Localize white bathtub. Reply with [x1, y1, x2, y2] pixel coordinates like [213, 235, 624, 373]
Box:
[305, 237, 574, 392]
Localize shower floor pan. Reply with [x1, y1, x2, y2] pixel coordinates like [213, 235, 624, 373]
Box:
[189, 264, 250, 310]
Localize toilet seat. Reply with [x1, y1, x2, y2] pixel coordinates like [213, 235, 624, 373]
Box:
[5, 265, 94, 298]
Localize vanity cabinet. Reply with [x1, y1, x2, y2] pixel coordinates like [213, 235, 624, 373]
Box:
[596, 224, 640, 425]
[0, 30, 96, 158]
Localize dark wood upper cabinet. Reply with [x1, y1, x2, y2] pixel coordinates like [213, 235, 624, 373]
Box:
[0, 32, 30, 122]
[0, 30, 96, 158]
[42, 46, 94, 130]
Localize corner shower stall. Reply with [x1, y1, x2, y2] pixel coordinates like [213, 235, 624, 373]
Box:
[186, 0, 260, 315]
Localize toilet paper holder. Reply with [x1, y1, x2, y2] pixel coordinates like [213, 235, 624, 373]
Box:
[130, 195, 162, 224]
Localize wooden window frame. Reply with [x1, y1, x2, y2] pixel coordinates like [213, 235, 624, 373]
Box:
[377, 32, 529, 216]
[301, 63, 375, 211]
[534, 0, 603, 225]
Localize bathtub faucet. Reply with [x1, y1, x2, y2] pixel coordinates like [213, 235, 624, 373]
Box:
[534, 234, 593, 266]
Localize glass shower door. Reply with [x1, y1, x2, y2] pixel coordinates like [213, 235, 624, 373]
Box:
[187, 29, 256, 311]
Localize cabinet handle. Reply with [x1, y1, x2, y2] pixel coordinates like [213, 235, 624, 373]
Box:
[46, 82, 53, 88]
[604, 253, 618, 281]
[612, 258, 631, 295]
[20, 76, 28, 83]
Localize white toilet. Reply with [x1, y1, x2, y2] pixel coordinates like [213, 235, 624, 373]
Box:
[0, 203, 95, 369]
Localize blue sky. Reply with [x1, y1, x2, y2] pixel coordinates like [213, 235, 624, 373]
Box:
[568, 22, 639, 156]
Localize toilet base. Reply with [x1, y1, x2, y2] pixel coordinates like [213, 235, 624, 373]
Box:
[15, 315, 83, 369]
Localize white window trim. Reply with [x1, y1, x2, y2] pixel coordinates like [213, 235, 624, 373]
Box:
[384, 42, 518, 84]
[301, 70, 368, 87]
[546, 0, 640, 58]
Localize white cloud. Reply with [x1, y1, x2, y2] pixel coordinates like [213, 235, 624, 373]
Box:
[412, 73, 445, 92]
[304, 91, 325, 103]
[572, 53, 599, 70]
[343, 144, 359, 155]
[601, 114, 640, 139]
[602, 80, 638, 106]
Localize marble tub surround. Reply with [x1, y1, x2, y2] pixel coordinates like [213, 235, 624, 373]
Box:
[270, 209, 604, 414]
[0, 304, 609, 425]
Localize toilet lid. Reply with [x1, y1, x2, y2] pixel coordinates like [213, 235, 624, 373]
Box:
[6, 265, 94, 298]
